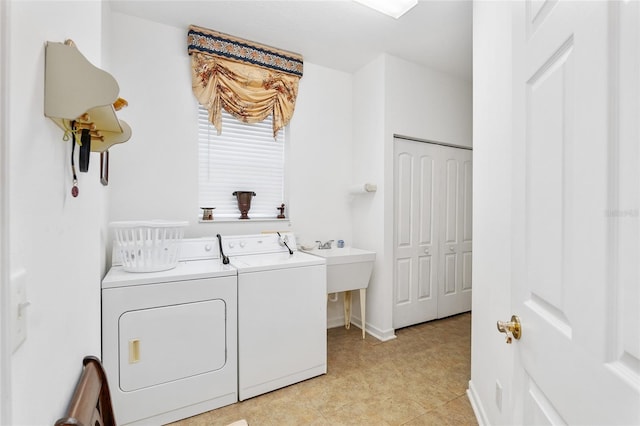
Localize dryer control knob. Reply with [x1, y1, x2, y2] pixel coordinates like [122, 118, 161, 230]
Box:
[240, 241, 246, 248]
[204, 244, 212, 252]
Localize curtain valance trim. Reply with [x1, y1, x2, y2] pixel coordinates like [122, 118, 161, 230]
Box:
[188, 25, 303, 78]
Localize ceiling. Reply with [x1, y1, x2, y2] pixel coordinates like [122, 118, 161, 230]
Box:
[109, 0, 472, 81]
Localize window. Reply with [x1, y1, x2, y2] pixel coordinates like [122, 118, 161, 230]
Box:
[198, 106, 286, 220]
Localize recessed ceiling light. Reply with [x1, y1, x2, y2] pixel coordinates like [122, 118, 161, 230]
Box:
[354, 0, 418, 19]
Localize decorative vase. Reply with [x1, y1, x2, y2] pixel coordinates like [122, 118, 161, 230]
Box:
[233, 191, 256, 219]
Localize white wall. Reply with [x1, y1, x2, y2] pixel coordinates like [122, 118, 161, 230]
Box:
[467, 2, 514, 425]
[386, 55, 472, 148]
[8, 2, 107, 424]
[104, 13, 198, 227]
[351, 55, 388, 336]
[288, 62, 354, 246]
[351, 54, 472, 340]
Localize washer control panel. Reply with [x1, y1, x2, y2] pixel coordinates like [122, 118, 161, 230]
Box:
[222, 233, 296, 257]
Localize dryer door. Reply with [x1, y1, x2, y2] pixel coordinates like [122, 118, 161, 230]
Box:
[119, 299, 226, 392]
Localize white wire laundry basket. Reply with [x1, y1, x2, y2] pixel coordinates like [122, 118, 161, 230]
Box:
[110, 220, 189, 272]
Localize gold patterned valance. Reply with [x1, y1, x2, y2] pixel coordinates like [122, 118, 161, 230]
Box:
[188, 25, 303, 137]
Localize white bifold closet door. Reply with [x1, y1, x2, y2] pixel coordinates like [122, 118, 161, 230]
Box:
[393, 137, 472, 329]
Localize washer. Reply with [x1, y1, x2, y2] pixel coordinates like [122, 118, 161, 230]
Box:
[221, 232, 327, 401]
[102, 238, 237, 425]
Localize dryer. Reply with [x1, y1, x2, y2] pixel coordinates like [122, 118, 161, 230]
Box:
[221, 232, 327, 401]
[102, 238, 237, 425]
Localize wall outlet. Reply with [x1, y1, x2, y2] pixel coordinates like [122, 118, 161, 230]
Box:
[495, 380, 503, 412]
[10, 269, 28, 353]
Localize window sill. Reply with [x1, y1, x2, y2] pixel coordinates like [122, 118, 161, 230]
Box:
[198, 218, 291, 224]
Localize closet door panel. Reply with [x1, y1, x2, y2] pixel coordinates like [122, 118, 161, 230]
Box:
[393, 138, 438, 328]
[394, 138, 472, 328]
[438, 148, 473, 318]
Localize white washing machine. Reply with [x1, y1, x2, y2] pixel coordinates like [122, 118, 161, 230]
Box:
[101, 238, 237, 425]
[221, 232, 327, 401]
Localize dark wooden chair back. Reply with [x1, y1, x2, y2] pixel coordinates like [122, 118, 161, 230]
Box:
[54, 356, 116, 426]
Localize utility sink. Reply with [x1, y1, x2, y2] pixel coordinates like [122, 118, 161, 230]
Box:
[302, 247, 375, 293]
[302, 247, 375, 339]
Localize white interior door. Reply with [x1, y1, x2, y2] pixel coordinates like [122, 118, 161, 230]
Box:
[394, 138, 439, 328]
[437, 146, 473, 318]
[394, 138, 472, 329]
[509, 1, 640, 424]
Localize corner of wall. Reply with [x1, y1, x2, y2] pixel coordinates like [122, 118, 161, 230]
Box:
[351, 56, 393, 335]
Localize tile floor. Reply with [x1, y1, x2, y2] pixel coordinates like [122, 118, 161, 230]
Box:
[172, 312, 477, 426]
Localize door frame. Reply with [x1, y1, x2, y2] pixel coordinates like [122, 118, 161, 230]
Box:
[0, 0, 11, 423]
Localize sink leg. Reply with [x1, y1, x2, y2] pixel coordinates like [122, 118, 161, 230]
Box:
[343, 291, 352, 329]
[360, 288, 366, 339]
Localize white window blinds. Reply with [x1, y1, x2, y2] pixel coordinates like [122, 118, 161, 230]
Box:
[198, 107, 285, 219]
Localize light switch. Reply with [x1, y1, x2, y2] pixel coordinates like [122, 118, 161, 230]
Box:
[10, 269, 28, 353]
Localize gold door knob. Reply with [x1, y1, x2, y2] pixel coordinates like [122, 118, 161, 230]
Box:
[497, 315, 521, 344]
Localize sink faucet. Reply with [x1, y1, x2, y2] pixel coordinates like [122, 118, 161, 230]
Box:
[316, 240, 334, 250]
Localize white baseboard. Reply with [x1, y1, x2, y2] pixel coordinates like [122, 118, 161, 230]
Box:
[327, 315, 396, 342]
[467, 380, 488, 426]
[327, 315, 346, 329]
